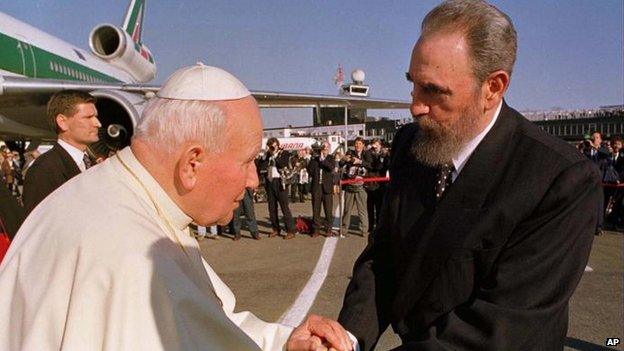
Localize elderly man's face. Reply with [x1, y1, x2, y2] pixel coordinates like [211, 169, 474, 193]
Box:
[193, 96, 262, 225]
[408, 31, 486, 166]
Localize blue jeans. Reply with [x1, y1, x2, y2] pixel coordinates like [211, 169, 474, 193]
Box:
[230, 188, 259, 235]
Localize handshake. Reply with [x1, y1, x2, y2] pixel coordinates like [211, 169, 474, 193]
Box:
[287, 314, 355, 351]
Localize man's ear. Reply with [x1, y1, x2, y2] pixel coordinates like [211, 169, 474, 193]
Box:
[178, 145, 205, 190]
[56, 114, 69, 133]
[482, 70, 510, 110]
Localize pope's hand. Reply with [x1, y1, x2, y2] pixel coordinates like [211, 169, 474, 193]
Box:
[286, 314, 353, 351]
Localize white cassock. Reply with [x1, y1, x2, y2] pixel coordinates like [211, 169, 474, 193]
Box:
[0, 147, 293, 351]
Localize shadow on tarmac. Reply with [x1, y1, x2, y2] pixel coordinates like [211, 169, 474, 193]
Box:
[565, 337, 619, 351]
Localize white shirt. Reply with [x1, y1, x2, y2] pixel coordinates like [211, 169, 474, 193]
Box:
[451, 101, 502, 182]
[57, 138, 88, 172]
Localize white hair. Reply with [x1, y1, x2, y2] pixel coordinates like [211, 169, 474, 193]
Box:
[132, 97, 229, 154]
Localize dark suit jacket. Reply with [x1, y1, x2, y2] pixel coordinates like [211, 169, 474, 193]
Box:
[612, 152, 624, 181]
[257, 149, 291, 180]
[0, 179, 24, 239]
[23, 143, 81, 215]
[308, 154, 335, 194]
[338, 102, 601, 350]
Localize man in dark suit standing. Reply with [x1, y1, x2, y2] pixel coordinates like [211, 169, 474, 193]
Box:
[308, 141, 336, 237]
[338, 1, 601, 350]
[23, 90, 100, 214]
[364, 138, 390, 235]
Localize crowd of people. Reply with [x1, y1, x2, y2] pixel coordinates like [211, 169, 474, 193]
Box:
[0, 147, 40, 200]
[194, 136, 392, 241]
[578, 131, 624, 232]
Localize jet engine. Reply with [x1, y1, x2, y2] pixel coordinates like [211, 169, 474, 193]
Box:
[89, 90, 149, 157]
[89, 24, 156, 83]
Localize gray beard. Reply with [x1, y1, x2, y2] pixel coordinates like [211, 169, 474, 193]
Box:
[411, 111, 482, 167]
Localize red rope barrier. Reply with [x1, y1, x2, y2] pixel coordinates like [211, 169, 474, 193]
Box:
[340, 177, 390, 185]
[339, 180, 624, 187]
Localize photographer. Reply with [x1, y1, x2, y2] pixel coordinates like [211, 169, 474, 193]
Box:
[340, 137, 372, 237]
[365, 139, 390, 234]
[257, 137, 296, 239]
[308, 141, 336, 237]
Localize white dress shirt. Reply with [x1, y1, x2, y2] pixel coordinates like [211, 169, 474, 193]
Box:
[57, 138, 88, 172]
[451, 101, 502, 182]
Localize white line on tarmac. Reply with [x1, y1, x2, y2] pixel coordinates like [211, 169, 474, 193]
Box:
[584, 265, 593, 272]
[278, 236, 339, 327]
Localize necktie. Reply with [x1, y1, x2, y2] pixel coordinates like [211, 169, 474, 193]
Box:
[83, 154, 92, 170]
[319, 156, 324, 184]
[435, 163, 455, 201]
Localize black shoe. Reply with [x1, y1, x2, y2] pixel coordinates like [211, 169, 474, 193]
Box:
[251, 232, 261, 240]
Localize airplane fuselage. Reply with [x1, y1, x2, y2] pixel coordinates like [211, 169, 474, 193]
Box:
[0, 12, 133, 83]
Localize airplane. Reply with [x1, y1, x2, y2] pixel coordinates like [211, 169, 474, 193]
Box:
[0, 0, 409, 157]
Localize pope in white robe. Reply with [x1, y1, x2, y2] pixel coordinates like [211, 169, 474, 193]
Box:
[0, 64, 353, 351]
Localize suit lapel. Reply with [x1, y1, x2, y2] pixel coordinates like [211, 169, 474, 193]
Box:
[393, 102, 519, 319]
[53, 144, 82, 179]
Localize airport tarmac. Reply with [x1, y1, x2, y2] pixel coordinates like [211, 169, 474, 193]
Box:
[200, 199, 623, 351]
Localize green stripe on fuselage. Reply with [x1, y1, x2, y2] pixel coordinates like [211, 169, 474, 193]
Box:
[0, 31, 120, 83]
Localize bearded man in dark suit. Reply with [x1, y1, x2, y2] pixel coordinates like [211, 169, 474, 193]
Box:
[23, 90, 100, 214]
[338, 1, 601, 350]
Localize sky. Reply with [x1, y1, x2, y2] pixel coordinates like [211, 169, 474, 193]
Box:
[2, 0, 623, 128]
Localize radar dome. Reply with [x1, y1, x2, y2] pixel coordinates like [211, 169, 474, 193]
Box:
[351, 69, 365, 84]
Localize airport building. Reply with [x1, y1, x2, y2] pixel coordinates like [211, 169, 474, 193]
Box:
[528, 105, 624, 141]
[263, 113, 411, 146]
